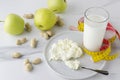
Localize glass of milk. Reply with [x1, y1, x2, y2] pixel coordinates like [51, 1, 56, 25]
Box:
[83, 7, 109, 51]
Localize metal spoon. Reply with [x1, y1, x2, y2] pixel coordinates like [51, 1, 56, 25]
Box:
[81, 66, 109, 75]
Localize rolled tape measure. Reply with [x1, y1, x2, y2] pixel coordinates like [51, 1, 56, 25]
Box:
[77, 17, 120, 62]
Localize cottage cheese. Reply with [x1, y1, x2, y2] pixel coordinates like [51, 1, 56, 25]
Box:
[49, 39, 83, 70]
[64, 60, 80, 70]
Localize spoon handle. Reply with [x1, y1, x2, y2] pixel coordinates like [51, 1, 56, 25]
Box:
[81, 67, 109, 75]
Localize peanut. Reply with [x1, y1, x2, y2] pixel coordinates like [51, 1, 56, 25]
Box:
[40, 31, 45, 37]
[56, 16, 64, 26]
[25, 23, 32, 32]
[32, 58, 41, 65]
[43, 32, 49, 40]
[24, 59, 30, 65]
[30, 38, 37, 48]
[46, 30, 53, 37]
[12, 52, 22, 58]
[56, 16, 60, 22]
[40, 30, 54, 40]
[21, 37, 27, 44]
[25, 63, 33, 72]
[16, 39, 22, 45]
[16, 37, 27, 45]
[23, 14, 34, 19]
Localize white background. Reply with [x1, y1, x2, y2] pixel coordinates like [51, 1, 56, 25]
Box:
[0, 0, 120, 80]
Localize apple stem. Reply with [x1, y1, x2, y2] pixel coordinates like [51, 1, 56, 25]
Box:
[0, 20, 4, 22]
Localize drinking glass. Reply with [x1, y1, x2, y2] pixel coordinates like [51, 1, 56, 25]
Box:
[83, 7, 109, 51]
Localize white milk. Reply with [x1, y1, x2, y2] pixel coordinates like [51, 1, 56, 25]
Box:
[83, 15, 108, 51]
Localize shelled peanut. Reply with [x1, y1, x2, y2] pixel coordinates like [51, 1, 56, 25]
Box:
[40, 30, 53, 40]
[30, 38, 38, 48]
[16, 39, 22, 45]
[32, 58, 41, 65]
[25, 63, 33, 72]
[16, 37, 27, 45]
[56, 16, 64, 26]
[24, 58, 31, 65]
[23, 14, 34, 19]
[12, 52, 22, 58]
[25, 22, 32, 32]
[24, 58, 42, 72]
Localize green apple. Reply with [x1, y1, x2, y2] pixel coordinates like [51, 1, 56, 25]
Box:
[4, 14, 24, 35]
[34, 8, 57, 30]
[47, 0, 67, 13]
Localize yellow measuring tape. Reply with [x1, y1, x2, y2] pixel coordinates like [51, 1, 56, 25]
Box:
[78, 22, 119, 62]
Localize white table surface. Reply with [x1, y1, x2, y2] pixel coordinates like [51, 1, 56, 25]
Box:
[0, 0, 120, 80]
